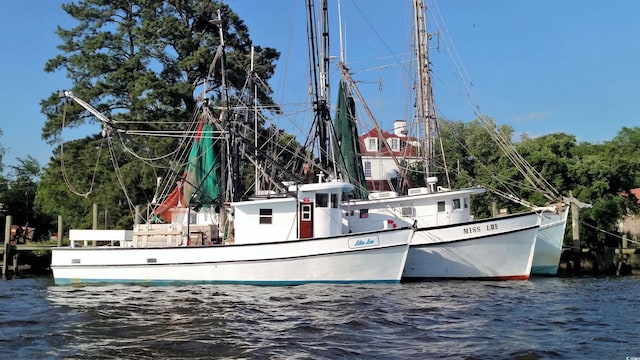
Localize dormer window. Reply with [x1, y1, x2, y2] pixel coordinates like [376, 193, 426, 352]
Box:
[366, 137, 378, 152]
[389, 138, 400, 152]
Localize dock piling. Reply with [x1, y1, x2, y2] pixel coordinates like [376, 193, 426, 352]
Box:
[3, 216, 12, 279]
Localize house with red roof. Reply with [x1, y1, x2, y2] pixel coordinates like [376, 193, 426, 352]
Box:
[357, 120, 422, 191]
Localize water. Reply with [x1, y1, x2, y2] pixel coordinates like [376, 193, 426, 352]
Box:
[0, 276, 638, 359]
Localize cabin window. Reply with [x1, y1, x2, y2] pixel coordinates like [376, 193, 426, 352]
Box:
[437, 201, 446, 212]
[259, 208, 273, 224]
[360, 209, 369, 218]
[364, 161, 372, 177]
[366, 137, 378, 151]
[316, 193, 329, 207]
[301, 204, 312, 220]
[401, 207, 415, 216]
[464, 197, 469, 208]
[331, 193, 338, 208]
[389, 138, 400, 152]
[452, 198, 461, 210]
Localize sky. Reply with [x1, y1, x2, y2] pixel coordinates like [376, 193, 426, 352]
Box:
[0, 0, 638, 171]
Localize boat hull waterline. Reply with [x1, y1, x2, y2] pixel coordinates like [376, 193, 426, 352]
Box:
[532, 207, 570, 275]
[51, 227, 412, 285]
[403, 213, 539, 280]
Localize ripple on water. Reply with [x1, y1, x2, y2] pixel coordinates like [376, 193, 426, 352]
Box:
[0, 276, 639, 358]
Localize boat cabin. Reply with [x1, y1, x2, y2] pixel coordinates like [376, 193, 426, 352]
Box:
[345, 186, 486, 232]
[230, 181, 355, 244]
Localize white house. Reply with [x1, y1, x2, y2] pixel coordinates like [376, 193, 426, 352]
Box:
[358, 120, 421, 191]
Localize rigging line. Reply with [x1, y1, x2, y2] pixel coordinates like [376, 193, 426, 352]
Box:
[442, 128, 530, 202]
[579, 220, 638, 243]
[350, 59, 413, 76]
[59, 101, 104, 198]
[341, 64, 411, 190]
[117, 107, 205, 178]
[347, 0, 414, 81]
[430, 1, 559, 198]
[116, 135, 179, 166]
[476, 116, 560, 200]
[106, 136, 135, 216]
[428, 0, 561, 199]
[154, 106, 210, 202]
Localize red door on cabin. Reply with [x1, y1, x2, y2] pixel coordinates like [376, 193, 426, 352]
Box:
[299, 200, 314, 239]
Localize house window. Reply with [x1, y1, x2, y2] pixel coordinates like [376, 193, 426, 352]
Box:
[389, 138, 400, 152]
[367, 137, 378, 151]
[259, 208, 273, 224]
[437, 201, 445, 212]
[364, 161, 372, 177]
[316, 193, 328, 207]
[453, 198, 461, 210]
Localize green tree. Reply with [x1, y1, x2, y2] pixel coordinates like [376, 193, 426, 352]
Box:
[1, 156, 54, 240]
[436, 117, 525, 218]
[514, 133, 576, 204]
[435, 120, 639, 249]
[568, 127, 640, 248]
[37, 0, 280, 228]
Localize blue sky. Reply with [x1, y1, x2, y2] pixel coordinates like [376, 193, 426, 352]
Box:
[1, 0, 638, 170]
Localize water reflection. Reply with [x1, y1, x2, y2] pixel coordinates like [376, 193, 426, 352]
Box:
[1, 276, 637, 358]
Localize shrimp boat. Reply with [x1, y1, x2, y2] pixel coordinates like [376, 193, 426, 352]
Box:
[50, 5, 412, 285]
[332, 0, 539, 279]
[51, 180, 412, 285]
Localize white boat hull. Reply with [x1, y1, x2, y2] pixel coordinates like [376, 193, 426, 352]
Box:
[532, 207, 569, 275]
[403, 213, 539, 280]
[51, 228, 412, 285]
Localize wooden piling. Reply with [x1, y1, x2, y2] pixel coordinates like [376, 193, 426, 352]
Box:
[57, 215, 63, 247]
[570, 193, 581, 251]
[93, 203, 98, 246]
[3, 216, 12, 279]
[134, 205, 141, 225]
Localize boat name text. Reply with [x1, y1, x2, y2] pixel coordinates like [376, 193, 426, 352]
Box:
[463, 223, 499, 235]
[348, 236, 380, 249]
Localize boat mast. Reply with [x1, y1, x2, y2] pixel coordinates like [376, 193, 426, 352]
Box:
[413, 0, 436, 182]
[212, 10, 242, 202]
[306, 0, 334, 178]
[251, 47, 260, 193]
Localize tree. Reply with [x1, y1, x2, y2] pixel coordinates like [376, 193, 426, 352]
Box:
[37, 0, 281, 228]
[0, 156, 54, 240]
[435, 120, 639, 249]
[436, 117, 525, 218]
[567, 127, 640, 248]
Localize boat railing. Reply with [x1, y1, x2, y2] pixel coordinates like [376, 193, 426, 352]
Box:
[69, 229, 133, 248]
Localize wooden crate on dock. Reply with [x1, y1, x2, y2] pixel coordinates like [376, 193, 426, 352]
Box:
[187, 224, 218, 246]
[133, 223, 184, 247]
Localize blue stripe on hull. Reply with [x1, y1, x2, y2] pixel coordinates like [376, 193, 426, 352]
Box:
[53, 278, 401, 286]
[530, 265, 559, 276]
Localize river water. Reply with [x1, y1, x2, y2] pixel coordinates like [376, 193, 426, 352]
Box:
[0, 275, 638, 359]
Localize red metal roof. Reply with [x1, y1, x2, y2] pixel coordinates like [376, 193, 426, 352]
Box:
[358, 128, 420, 157]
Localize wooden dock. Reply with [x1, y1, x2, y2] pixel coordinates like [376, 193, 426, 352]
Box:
[1, 243, 55, 278]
